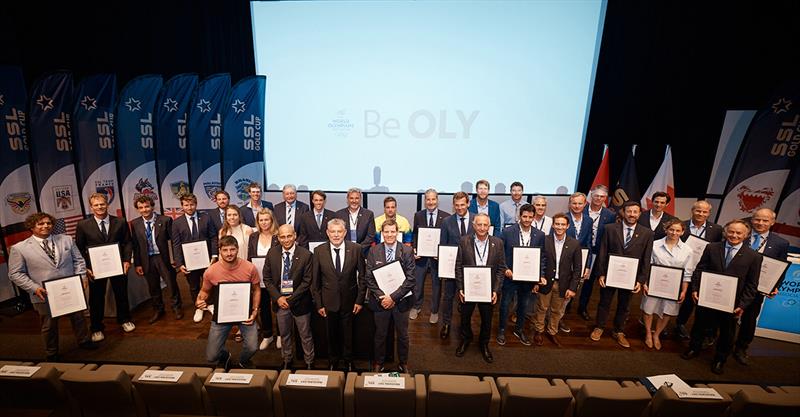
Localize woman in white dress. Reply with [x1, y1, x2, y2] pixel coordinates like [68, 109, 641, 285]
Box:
[246, 208, 279, 351]
[641, 218, 694, 350]
[219, 205, 254, 260]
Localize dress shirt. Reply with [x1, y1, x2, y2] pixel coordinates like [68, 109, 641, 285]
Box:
[330, 242, 346, 268]
[473, 237, 489, 266]
[32, 235, 59, 265]
[689, 221, 708, 239]
[649, 211, 663, 231]
[554, 234, 566, 278]
[751, 232, 768, 253]
[570, 212, 584, 238]
[285, 201, 297, 226]
[651, 238, 694, 282]
[281, 244, 296, 272]
[499, 198, 523, 226]
[476, 201, 489, 215]
[588, 207, 602, 246]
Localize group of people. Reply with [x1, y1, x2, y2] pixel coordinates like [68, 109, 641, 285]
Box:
[7, 180, 789, 376]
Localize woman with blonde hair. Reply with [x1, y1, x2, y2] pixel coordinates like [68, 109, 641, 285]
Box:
[219, 205, 254, 261]
[247, 208, 279, 350]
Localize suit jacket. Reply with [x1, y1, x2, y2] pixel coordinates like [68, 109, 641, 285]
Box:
[586, 206, 617, 253]
[440, 213, 475, 247]
[171, 211, 219, 268]
[311, 240, 366, 312]
[638, 210, 676, 241]
[246, 232, 279, 261]
[468, 198, 502, 237]
[538, 235, 583, 297]
[691, 242, 761, 310]
[681, 220, 723, 243]
[412, 208, 449, 262]
[262, 244, 314, 316]
[8, 234, 86, 304]
[206, 207, 227, 233]
[364, 243, 416, 311]
[297, 209, 336, 249]
[455, 235, 507, 295]
[758, 232, 790, 290]
[240, 200, 275, 227]
[130, 215, 173, 272]
[565, 212, 593, 249]
[501, 223, 546, 277]
[335, 207, 375, 252]
[75, 215, 133, 272]
[597, 222, 654, 285]
[273, 200, 310, 230]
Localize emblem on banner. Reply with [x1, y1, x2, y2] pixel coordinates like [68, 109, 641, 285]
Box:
[170, 181, 190, 198]
[736, 185, 775, 213]
[134, 178, 159, 201]
[125, 97, 142, 112]
[163, 98, 179, 112]
[231, 99, 246, 114]
[5, 192, 32, 215]
[36, 95, 54, 111]
[80, 96, 97, 111]
[0, 94, 5, 107]
[95, 180, 116, 205]
[197, 99, 211, 113]
[53, 185, 74, 212]
[204, 182, 222, 199]
[235, 178, 254, 202]
[772, 98, 792, 114]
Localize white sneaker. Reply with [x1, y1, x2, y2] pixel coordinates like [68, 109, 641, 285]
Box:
[91, 331, 105, 342]
[121, 322, 136, 332]
[409, 308, 420, 320]
[276, 336, 282, 349]
[193, 308, 204, 323]
[429, 313, 439, 324]
[259, 335, 274, 351]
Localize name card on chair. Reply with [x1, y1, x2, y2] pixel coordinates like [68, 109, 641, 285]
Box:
[138, 370, 183, 382]
[0, 365, 40, 378]
[286, 374, 328, 387]
[364, 375, 405, 389]
[210, 372, 253, 384]
[674, 387, 724, 400]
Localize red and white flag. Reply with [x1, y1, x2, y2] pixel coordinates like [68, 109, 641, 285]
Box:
[590, 144, 610, 191]
[641, 146, 675, 215]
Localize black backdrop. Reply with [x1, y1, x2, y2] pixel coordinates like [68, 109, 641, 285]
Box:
[3, 0, 799, 198]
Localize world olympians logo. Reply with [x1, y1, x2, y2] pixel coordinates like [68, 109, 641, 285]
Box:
[736, 185, 775, 213]
[52, 185, 74, 212]
[203, 181, 222, 199]
[5, 192, 32, 215]
[328, 109, 353, 137]
[235, 178, 253, 202]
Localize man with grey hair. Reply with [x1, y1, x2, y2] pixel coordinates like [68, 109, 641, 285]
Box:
[410, 188, 449, 321]
[531, 196, 553, 235]
[578, 185, 616, 321]
[336, 187, 375, 254]
[274, 183, 309, 231]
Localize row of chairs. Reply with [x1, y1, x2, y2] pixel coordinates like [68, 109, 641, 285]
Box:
[0, 360, 797, 417]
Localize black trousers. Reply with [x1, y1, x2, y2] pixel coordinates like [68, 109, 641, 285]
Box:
[735, 293, 764, 351]
[186, 270, 203, 303]
[258, 295, 274, 338]
[676, 291, 696, 326]
[89, 274, 131, 332]
[595, 286, 633, 333]
[144, 255, 181, 312]
[326, 309, 354, 363]
[690, 306, 737, 363]
[373, 305, 410, 365]
[460, 301, 493, 345]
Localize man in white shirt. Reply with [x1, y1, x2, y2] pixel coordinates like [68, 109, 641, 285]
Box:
[499, 181, 525, 228]
[240, 182, 274, 227]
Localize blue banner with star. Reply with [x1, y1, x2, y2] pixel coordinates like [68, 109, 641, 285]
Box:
[73, 74, 122, 217]
[28, 71, 84, 237]
[222, 75, 266, 206]
[155, 73, 198, 218]
[0, 66, 38, 247]
[189, 73, 230, 210]
[117, 75, 163, 216]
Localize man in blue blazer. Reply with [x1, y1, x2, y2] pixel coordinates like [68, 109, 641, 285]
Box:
[240, 182, 274, 227]
[335, 187, 375, 254]
[468, 179, 501, 237]
[273, 184, 310, 231]
[578, 187, 616, 321]
[438, 191, 474, 340]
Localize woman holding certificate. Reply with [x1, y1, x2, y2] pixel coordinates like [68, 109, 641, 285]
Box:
[640, 219, 693, 350]
[247, 208, 279, 350]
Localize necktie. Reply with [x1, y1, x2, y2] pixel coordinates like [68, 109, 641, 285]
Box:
[287, 206, 293, 225]
[624, 227, 632, 248]
[515, 202, 520, 222]
[429, 212, 434, 227]
[219, 210, 224, 226]
[316, 213, 322, 228]
[334, 248, 342, 273]
[283, 251, 291, 280]
[191, 216, 199, 240]
[386, 247, 395, 262]
[459, 217, 467, 236]
[100, 220, 108, 240]
[145, 221, 155, 255]
[751, 234, 761, 251]
[42, 239, 56, 264]
[725, 245, 734, 267]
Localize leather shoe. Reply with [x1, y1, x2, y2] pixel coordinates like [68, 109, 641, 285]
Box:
[329, 360, 339, 371]
[440, 324, 450, 339]
[733, 349, 749, 366]
[681, 349, 700, 360]
[174, 309, 184, 320]
[344, 361, 354, 372]
[481, 344, 494, 363]
[149, 311, 164, 324]
[711, 361, 724, 375]
[282, 361, 292, 370]
[372, 363, 384, 372]
[580, 311, 592, 321]
[455, 341, 470, 357]
[546, 332, 563, 347]
[534, 331, 544, 346]
[398, 363, 412, 374]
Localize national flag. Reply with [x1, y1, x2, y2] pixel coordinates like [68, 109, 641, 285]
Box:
[641, 145, 676, 215]
[590, 144, 610, 191]
[609, 145, 640, 211]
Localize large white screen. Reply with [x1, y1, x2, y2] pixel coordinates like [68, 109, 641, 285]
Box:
[252, 0, 606, 193]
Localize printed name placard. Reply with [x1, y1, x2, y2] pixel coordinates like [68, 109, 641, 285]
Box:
[209, 372, 253, 384]
[138, 370, 184, 383]
[0, 365, 40, 378]
[364, 375, 406, 389]
[286, 374, 328, 387]
[674, 387, 724, 400]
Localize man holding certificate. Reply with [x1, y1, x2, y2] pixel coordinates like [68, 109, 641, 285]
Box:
[297, 190, 336, 249]
[196, 235, 261, 370]
[682, 219, 761, 375]
[75, 192, 134, 342]
[8, 212, 97, 361]
[437, 191, 474, 340]
[410, 189, 449, 322]
[365, 219, 416, 373]
[455, 213, 507, 363]
[591, 201, 654, 348]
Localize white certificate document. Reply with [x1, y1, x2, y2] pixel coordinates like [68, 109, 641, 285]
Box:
[463, 266, 492, 303]
[757, 255, 789, 294]
[437, 245, 458, 279]
[581, 248, 590, 270]
[698, 271, 737, 313]
[87, 243, 124, 279]
[416, 227, 441, 257]
[44, 275, 87, 318]
[182, 241, 210, 271]
[605, 254, 639, 290]
[372, 260, 408, 298]
[308, 241, 326, 252]
[647, 265, 684, 300]
[216, 282, 251, 324]
[512, 247, 541, 282]
[250, 257, 266, 288]
[684, 235, 710, 270]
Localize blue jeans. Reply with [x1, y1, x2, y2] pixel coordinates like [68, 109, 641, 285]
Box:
[498, 279, 533, 333]
[206, 321, 258, 365]
[415, 258, 440, 311]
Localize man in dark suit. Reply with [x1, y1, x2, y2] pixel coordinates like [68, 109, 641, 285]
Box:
[335, 187, 375, 254]
[590, 200, 654, 348]
[638, 191, 676, 241]
[240, 182, 274, 228]
[468, 179, 502, 237]
[76, 193, 134, 342]
[130, 195, 182, 323]
[455, 213, 506, 363]
[578, 186, 616, 321]
[566, 192, 593, 248]
[532, 213, 583, 347]
[311, 218, 366, 371]
[410, 188, 449, 322]
[498, 203, 545, 346]
[297, 190, 336, 249]
[263, 224, 315, 370]
[172, 193, 219, 323]
[682, 219, 761, 374]
[675, 199, 724, 338]
[438, 191, 474, 340]
[207, 190, 230, 232]
[365, 219, 416, 373]
[273, 184, 310, 231]
[734, 208, 789, 365]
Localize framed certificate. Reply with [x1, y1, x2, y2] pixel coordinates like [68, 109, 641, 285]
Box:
[463, 266, 492, 303]
[415, 227, 441, 257]
[308, 241, 326, 252]
[647, 264, 684, 300]
[757, 255, 789, 294]
[182, 241, 210, 271]
[87, 243, 124, 279]
[437, 245, 458, 279]
[684, 235, 710, 270]
[697, 271, 738, 313]
[43, 275, 87, 318]
[216, 282, 252, 324]
[372, 260, 408, 298]
[605, 254, 639, 290]
[250, 257, 266, 288]
[512, 247, 541, 282]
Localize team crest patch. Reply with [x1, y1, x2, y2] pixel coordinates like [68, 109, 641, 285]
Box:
[134, 178, 159, 201]
[5, 192, 32, 215]
[235, 178, 253, 202]
[736, 185, 775, 213]
[204, 182, 222, 199]
[95, 180, 116, 205]
[53, 185, 74, 212]
[170, 181, 190, 198]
